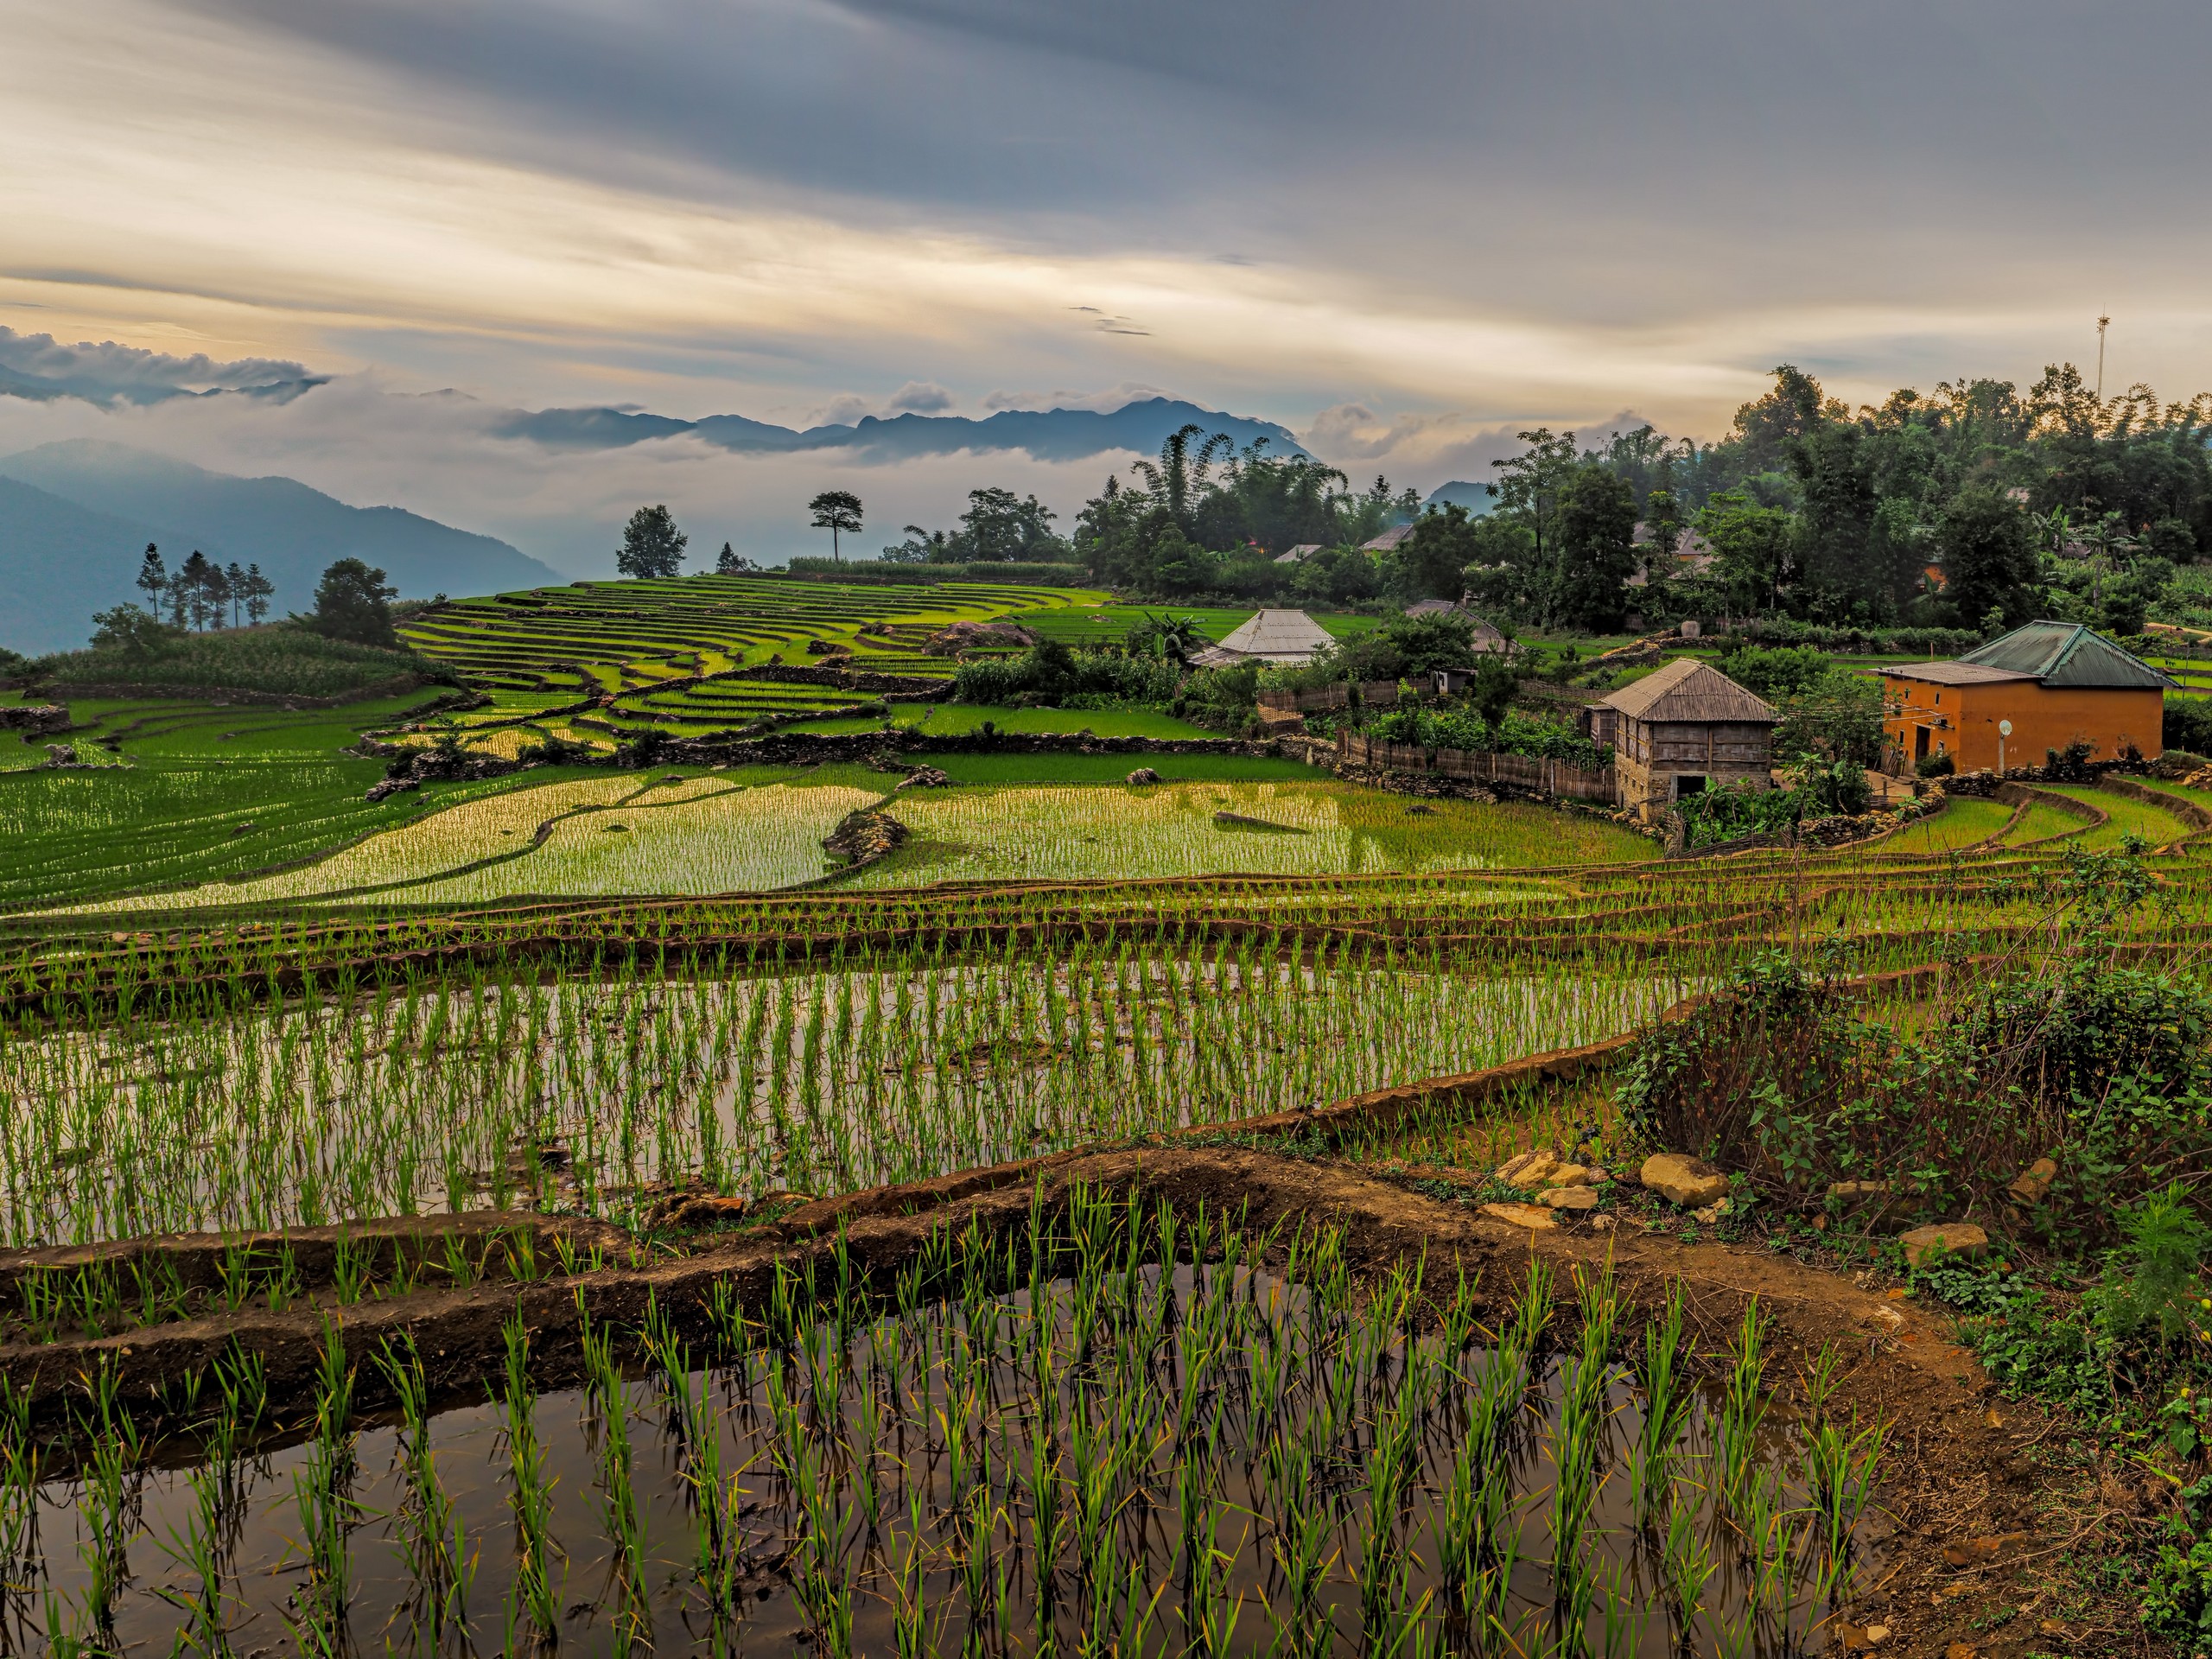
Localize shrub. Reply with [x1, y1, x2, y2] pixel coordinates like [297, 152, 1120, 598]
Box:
[950, 644, 1181, 708]
[1915, 751, 1955, 779]
[34, 625, 444, 699]
[2166, 696, 2212, 757]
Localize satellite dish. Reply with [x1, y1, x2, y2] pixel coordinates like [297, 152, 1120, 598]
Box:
[1999, 719, 2013, 736]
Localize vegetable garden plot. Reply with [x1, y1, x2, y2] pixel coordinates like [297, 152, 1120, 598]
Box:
[10, 1195, 1883, 1657]
[0, 949, 1684, 1246]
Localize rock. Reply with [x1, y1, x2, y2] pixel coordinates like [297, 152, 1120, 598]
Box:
[1126, 767, 1161, 785]
[1693, 1198, 1732, 1224]
[1945, 1643, 1976, 1659]
[1901, 1223, 1989, 1270]
[1827, 1179, 1891, 1201]
[1836, 1623, 1889, 1650]
[1641, 1153, 1729, 1208]
[1479, 1202, 1557, 1231]
[2005, 1157, 2057, 1204]
[1546, 1163, 1596, 1188]
[1496, 1150, 1563, 1188]
[1538, 1186, 1600, 1211]
[1591, 1215, 1616, 1232]
[1941, 1531, 2027, 1568]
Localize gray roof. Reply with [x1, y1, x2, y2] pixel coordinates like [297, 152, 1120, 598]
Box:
[1599, 656, 1779, 724]
[1359, 523, 1419, 551]
[1875, 661, 2037, 686]
[1954, 620, 2175, 689]
[1274, 543, 1324, 564]
[1211, 607, 1336, 664]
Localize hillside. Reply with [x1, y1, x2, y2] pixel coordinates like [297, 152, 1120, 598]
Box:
[0, 475, 175, 654]
[0, 441, 558, 653]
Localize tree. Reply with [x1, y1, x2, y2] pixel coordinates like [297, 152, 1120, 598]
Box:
[807, 491, 863, 564]
[1787, 422, 1883, 616]
[135, 544, 167, 608]
[1490, 429, 1581, 626]
[617, 505, 688, 579]
[1550, 464, 1640, 631]
[1396, 505, 1484, 600]
[89, 603, 179, 655]
[1938, 486, 2040, 630]
[177, 550, 218, 631]
[953, 487, 1062, 563]
[303, 557, 399, 646]
[1696, 492, 1796, 613]
[715, 541, 757, 575]
[241, 563, 274, 626]
[224, 562, 248, 626]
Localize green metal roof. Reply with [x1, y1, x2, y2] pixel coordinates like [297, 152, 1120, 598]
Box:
[1955, 621, 2174, 690]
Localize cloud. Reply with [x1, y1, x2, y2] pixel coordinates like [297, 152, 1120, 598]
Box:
[885, 379, 956, 414]
[0, 325, 315, 401]
[982, 383, 1174, 413]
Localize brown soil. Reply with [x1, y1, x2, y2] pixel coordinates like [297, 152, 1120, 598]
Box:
[0, 1145, 2159, 1658]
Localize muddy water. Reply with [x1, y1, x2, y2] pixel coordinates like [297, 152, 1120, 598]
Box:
[9, 1265, 1879, 1656]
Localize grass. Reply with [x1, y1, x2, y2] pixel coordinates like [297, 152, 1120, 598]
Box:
[2038, 783, 2194, 848]
[1879, 795, 2012, 853]
[916, 751, 1319, 785]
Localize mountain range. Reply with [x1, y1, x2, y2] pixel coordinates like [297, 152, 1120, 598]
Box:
[0, 442, 557, 656]
[495, 396, 1310, 462]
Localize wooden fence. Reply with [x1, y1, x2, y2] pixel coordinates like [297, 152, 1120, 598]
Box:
[1338, 730, 1616, 804]
[1257, 683, 1351, 714]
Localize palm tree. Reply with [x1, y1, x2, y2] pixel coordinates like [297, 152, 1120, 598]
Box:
[1128, 423, 1232, 530]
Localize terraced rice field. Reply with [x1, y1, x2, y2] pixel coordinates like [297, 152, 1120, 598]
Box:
[398, 575, 1128, 750]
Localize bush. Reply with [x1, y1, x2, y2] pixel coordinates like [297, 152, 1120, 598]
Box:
[1915, 751, 1955, 779]
[950, 643, 1181, 708]
[1364, 703, 1608, 768]
[33, 625, 445, 700]
[2166, 696, 2212, 757]
[1617, 888, 2212, 1234]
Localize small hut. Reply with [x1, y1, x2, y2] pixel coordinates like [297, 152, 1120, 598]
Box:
[1589, 658, 1779, 819]
[1187, 608, 1335, 668]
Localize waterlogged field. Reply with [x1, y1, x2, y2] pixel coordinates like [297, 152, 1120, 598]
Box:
[842, 782, 1657, 887]
[22, 1197, 1882, 1659]
[0, 948, 1686, 1246]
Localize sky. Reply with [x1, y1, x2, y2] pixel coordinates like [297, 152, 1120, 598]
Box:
[3, 0, 2209, 572]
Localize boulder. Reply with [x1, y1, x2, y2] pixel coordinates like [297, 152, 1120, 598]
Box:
[1900, 1222, 1989, 1269]
[2005, 1157, 2057, 1205]
[1538, 1186, 1600, 1211]
[1640, 1153, 1729, 1208]
[1545, 1164, 1596, 1188]
[1495, 1149, 1563, 1188]
[1126, 767, 1162, 785]
[1478, 1202, 1556, 1231]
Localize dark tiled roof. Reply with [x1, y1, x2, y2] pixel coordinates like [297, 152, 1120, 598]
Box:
[1600, 656, 1779, 723]
[1956, 621, 2174, 690]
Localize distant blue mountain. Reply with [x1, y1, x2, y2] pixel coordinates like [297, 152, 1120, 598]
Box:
[1425, 480, 1497, 514]
[497, 396, 1310, 463]
[0, 441, 559, 655]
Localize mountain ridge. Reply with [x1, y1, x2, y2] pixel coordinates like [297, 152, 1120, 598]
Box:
[0, 441, 559, 655]
[496, 395, 1311, 463]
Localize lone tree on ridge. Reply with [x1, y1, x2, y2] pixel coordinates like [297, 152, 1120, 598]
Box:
[808, 490, 864, 565]
[617, 505, 689, 579]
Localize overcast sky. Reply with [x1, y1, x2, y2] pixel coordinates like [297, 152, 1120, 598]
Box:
[3, 0, 2207, 570]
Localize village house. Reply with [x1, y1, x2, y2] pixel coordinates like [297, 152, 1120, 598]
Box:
[1877, 620, 2171, 773]
[1585, 658, 1780, 819]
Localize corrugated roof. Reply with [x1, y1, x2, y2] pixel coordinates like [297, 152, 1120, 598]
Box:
[1212, 608, 1336, 664]
[1600, 656, 1779, 723]
[1875, 662, 2038, 686]
[1956, 621, 2175, 689]
[1274, 543, 1323, 564]
[1359, 523, 1419, 551]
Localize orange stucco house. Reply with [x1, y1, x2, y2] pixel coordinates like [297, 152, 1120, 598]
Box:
[1878, 621, 2172, 774]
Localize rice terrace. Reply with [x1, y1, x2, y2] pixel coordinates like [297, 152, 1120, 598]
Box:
[0, 550, 2205, 1659]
